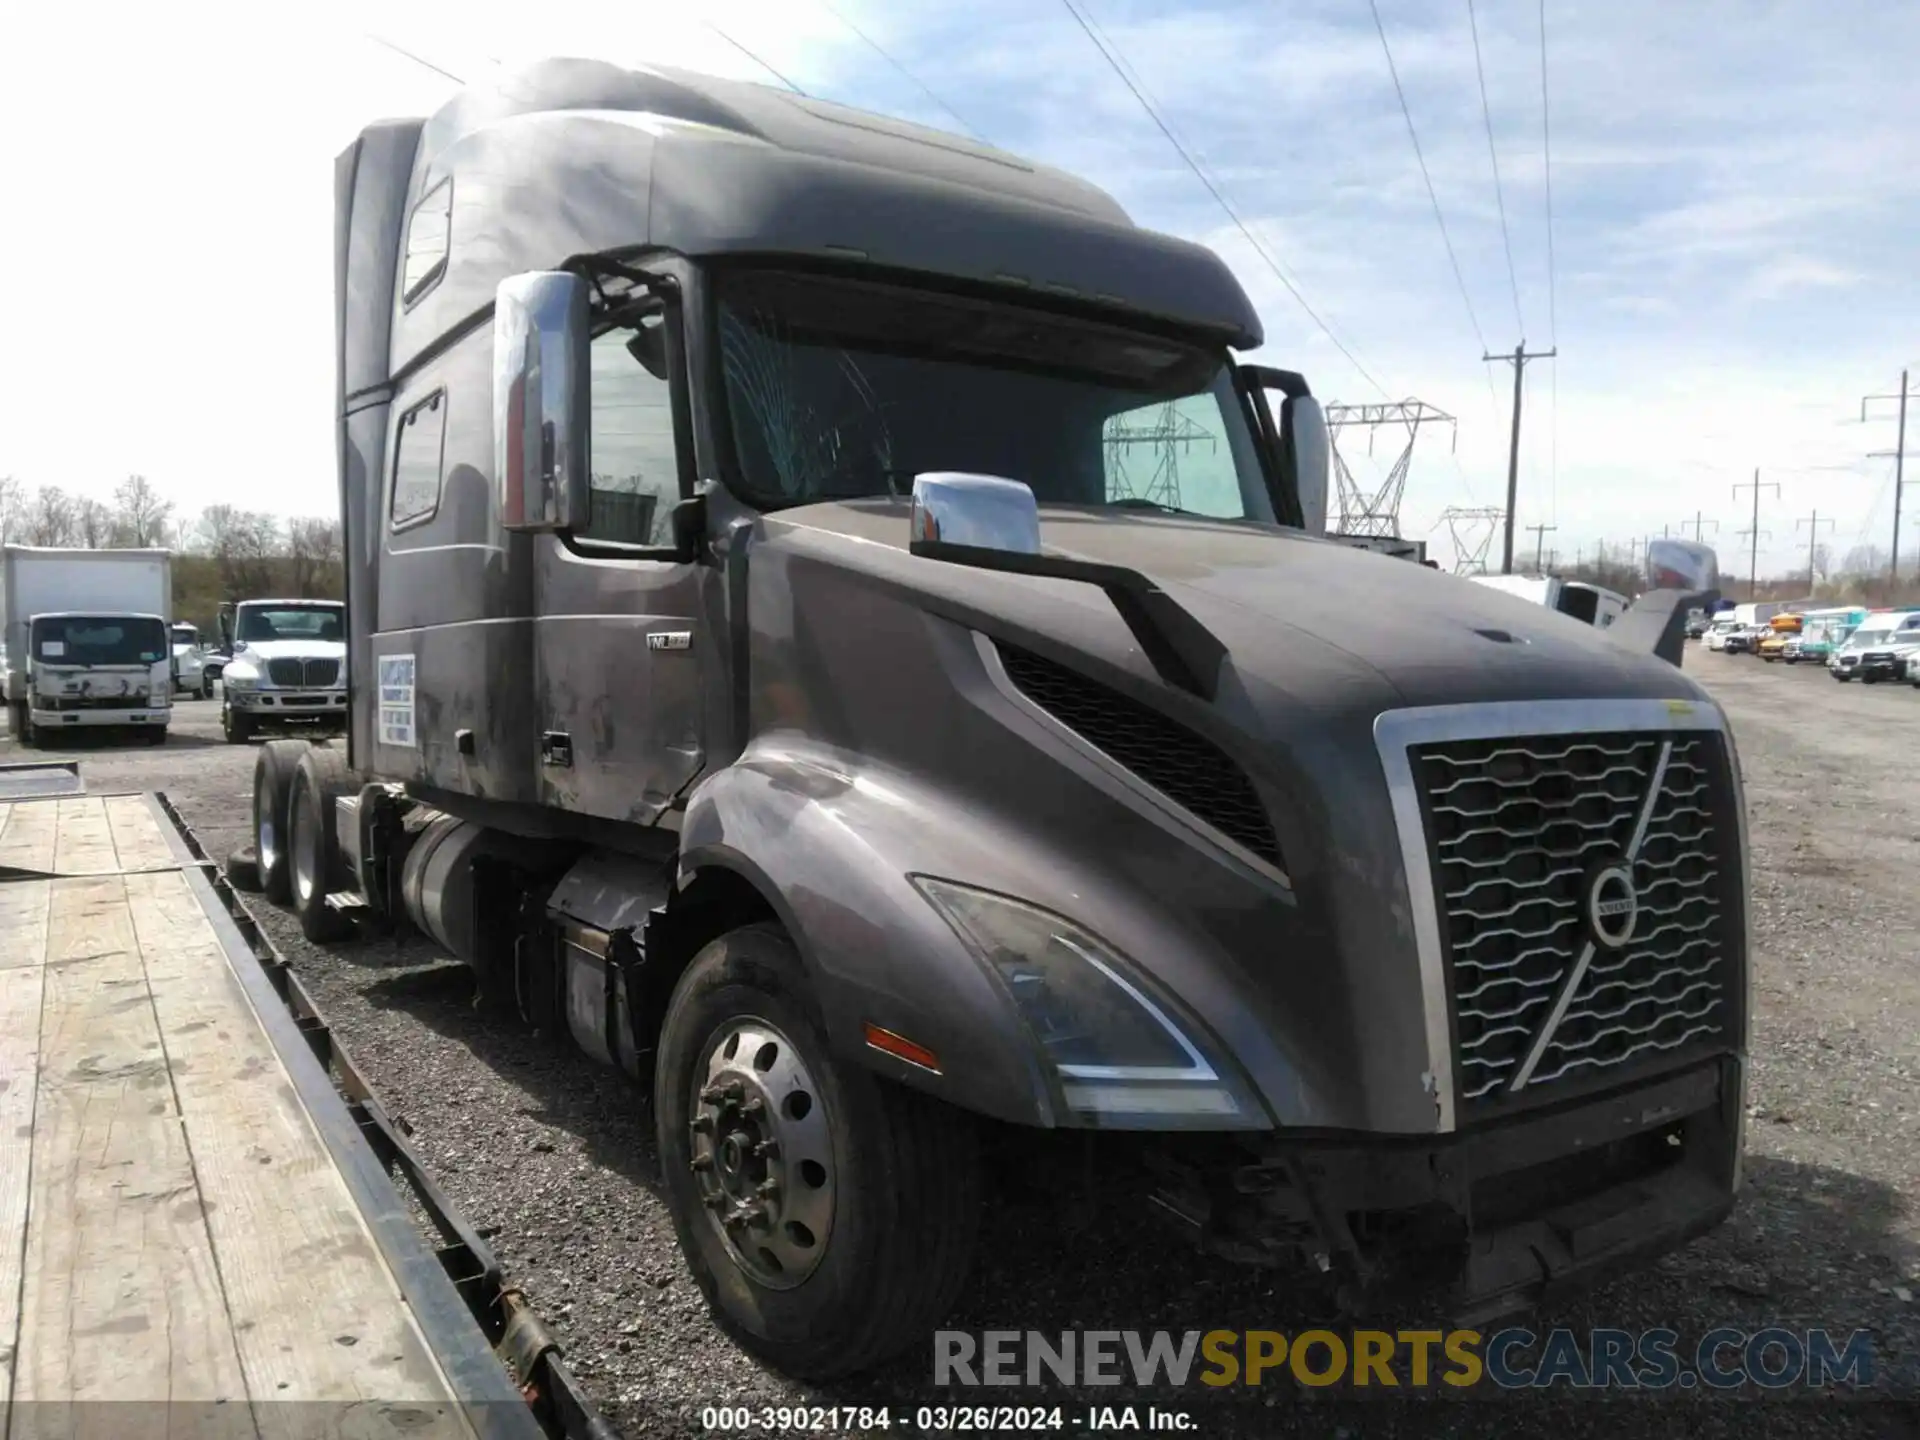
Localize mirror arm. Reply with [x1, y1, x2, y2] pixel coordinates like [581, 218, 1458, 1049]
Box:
[909, 539, 1227, 700]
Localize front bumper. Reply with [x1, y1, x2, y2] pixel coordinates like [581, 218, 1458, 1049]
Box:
[228, 688, 348, 722]
[1854, 654, 1909, 680]
[30, 705, 167, 728]
[1148, 1058, 1741, 1327]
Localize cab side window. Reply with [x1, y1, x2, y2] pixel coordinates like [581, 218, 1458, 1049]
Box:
[583, 318, 680, 548]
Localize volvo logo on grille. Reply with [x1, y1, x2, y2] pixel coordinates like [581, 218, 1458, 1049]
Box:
[1585, 862, 1639, 950]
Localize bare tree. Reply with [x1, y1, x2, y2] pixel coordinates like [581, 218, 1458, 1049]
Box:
[112, 474, 173, 547]
[1840, 544, 1888, 579]
[192, 504, 284, 598]
[0, 475, 20, 544]
[286, 517, 343, 597]
[20, 486, 79, 547]
[78, 496, 119, 548]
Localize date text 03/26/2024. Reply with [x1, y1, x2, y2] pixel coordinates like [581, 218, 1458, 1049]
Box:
[700, 1407, 1188, 1432]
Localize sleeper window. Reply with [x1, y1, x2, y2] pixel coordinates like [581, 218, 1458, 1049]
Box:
[391, 391, 448, 529]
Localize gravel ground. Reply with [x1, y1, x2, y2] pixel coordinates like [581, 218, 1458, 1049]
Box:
[7, 659, 1918, 1439]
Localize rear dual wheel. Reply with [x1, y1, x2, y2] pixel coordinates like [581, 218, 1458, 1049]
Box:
[654, 924, 981, 1380]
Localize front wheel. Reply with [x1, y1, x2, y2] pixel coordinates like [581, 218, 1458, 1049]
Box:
[655, 924, 981, 1381]
[222, 701, 255, 744]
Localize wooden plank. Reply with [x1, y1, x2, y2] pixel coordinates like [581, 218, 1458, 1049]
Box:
[13, 877, 251, 1424]
[103, 795, 177, 872]
[0, 800, 57, 874]
[0, 879, 51, 971]
[51, 797, 117, 876]
[0, 964, 45, 1410]
[123, 870, 466, 1428]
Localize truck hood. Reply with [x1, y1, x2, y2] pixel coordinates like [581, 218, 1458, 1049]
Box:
[775, 499, 1703, 715]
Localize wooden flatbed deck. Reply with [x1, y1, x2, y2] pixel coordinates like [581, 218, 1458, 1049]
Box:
[0, 794, 540, 1440]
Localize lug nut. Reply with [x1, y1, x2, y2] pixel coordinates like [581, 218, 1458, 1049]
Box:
[690, 1153, 713, 1173]
[700, 1085, 726, 1104]
[691, 1115, 714, 1134]
[753, 1139, 779, 1158]
[756, 1179, 780, 1198]
[740, 1097, 765, 1118]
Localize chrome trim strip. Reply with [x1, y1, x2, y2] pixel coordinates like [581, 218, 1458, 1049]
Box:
[1373, 697, 1729, 1135]
[974, 631, 1293, 895]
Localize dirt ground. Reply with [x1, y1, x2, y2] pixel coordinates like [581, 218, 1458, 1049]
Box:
[6, 652, 1917, 1438]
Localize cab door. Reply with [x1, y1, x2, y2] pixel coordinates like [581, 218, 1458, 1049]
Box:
[533, 301, 707, 824]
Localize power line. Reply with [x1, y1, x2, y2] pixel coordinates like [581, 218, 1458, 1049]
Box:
[1059, 0, 1391, 399]
[368, 33, 464, 84]
[815, 1, 982, 139]
[1367, 0, 1492, 362]
[1466, 0, 1523, 336]
[706, 22, 808, 94]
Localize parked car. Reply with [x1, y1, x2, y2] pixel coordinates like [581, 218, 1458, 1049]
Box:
[171, 623, 213, 697]
[1830, 610, 1920, 682]
[1757, 613, 1802, 662]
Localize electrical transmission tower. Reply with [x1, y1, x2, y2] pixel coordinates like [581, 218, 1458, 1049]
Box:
[1103, 402, 1218, 509]
[1434, 505, 1505, 574]
[1325, 400, 1456, 538]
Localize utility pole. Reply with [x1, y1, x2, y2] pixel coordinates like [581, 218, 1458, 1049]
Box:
[1732, 470, 1779, 599]
[1681, 511, 1720, 545]
[1862, 369, 1917, 583]
[1484, 341, 1557, 573]
[1525, 522, 1557, 574]
[1797, 510, 1835, 594]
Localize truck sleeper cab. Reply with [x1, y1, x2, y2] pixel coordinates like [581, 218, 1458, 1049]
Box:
[249, 57, 1750, 1380]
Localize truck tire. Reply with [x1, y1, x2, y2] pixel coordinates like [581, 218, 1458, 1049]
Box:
[289, 746, 355, 942]
[9, 701, 31, 748]
[223, 700, 255, 744]
[654, 923, 981, 1381]
[225, 843, 263, 893]
[253, 739, 309, 904]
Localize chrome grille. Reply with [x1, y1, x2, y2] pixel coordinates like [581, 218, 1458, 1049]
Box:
[266, 657, 341, 688]
[1414, 731, 1733, 1112]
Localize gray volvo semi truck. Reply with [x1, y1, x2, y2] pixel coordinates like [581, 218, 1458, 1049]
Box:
[246, 56, 1746, 1379]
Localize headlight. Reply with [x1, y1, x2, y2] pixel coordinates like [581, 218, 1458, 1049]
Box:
[911, 876, 1264, 1129]
[224, 665, 258, 690]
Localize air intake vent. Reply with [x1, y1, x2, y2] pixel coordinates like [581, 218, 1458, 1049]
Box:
[995, 642, 1283, 871]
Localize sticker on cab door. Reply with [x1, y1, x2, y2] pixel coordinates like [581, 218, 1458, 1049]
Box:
[378, 653, 417, 748]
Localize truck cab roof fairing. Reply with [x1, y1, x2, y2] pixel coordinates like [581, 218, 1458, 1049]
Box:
[380, 57, 1263, 380]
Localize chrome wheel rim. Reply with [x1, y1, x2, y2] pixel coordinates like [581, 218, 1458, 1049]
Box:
[256, 791, 278, 874]
[291, 785, 320, 904]
[688, 1017, 835, 1289]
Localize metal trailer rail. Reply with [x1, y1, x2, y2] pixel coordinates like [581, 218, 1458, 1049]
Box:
[0, 789, 618, 1440]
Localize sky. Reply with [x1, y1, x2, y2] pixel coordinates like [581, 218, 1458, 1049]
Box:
[2, 0, 1917, 577]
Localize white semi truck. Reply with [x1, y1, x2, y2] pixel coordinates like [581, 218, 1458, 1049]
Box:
[1, 545, 174, 746]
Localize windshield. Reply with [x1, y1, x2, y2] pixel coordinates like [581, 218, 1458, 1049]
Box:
[31, 616, 168, 666]
[1711, 620, 1738, 632]
[171, 626, 198, 649]
[236, 605, 344, 643]
[712, 268, 1273, 521]
[1848, 629, 1890, 649]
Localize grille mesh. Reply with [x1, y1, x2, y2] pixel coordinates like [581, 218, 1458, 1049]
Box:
[267, 657, 341, 688]
[996, 643, 1284, 871]
[1414, 732, 1732, 1110]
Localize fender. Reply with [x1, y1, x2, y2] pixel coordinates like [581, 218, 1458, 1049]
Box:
[677, 741, 1058, 1127]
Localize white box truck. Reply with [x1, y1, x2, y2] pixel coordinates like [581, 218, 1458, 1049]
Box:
[1, 545, 174, 747]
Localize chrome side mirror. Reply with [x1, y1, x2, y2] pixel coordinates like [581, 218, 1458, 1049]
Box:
[1286, 395, 1330, 537]
[1647, 538, 1718, 592]
[909, 473, 1042, 554]
[494, 271, 591, 532]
